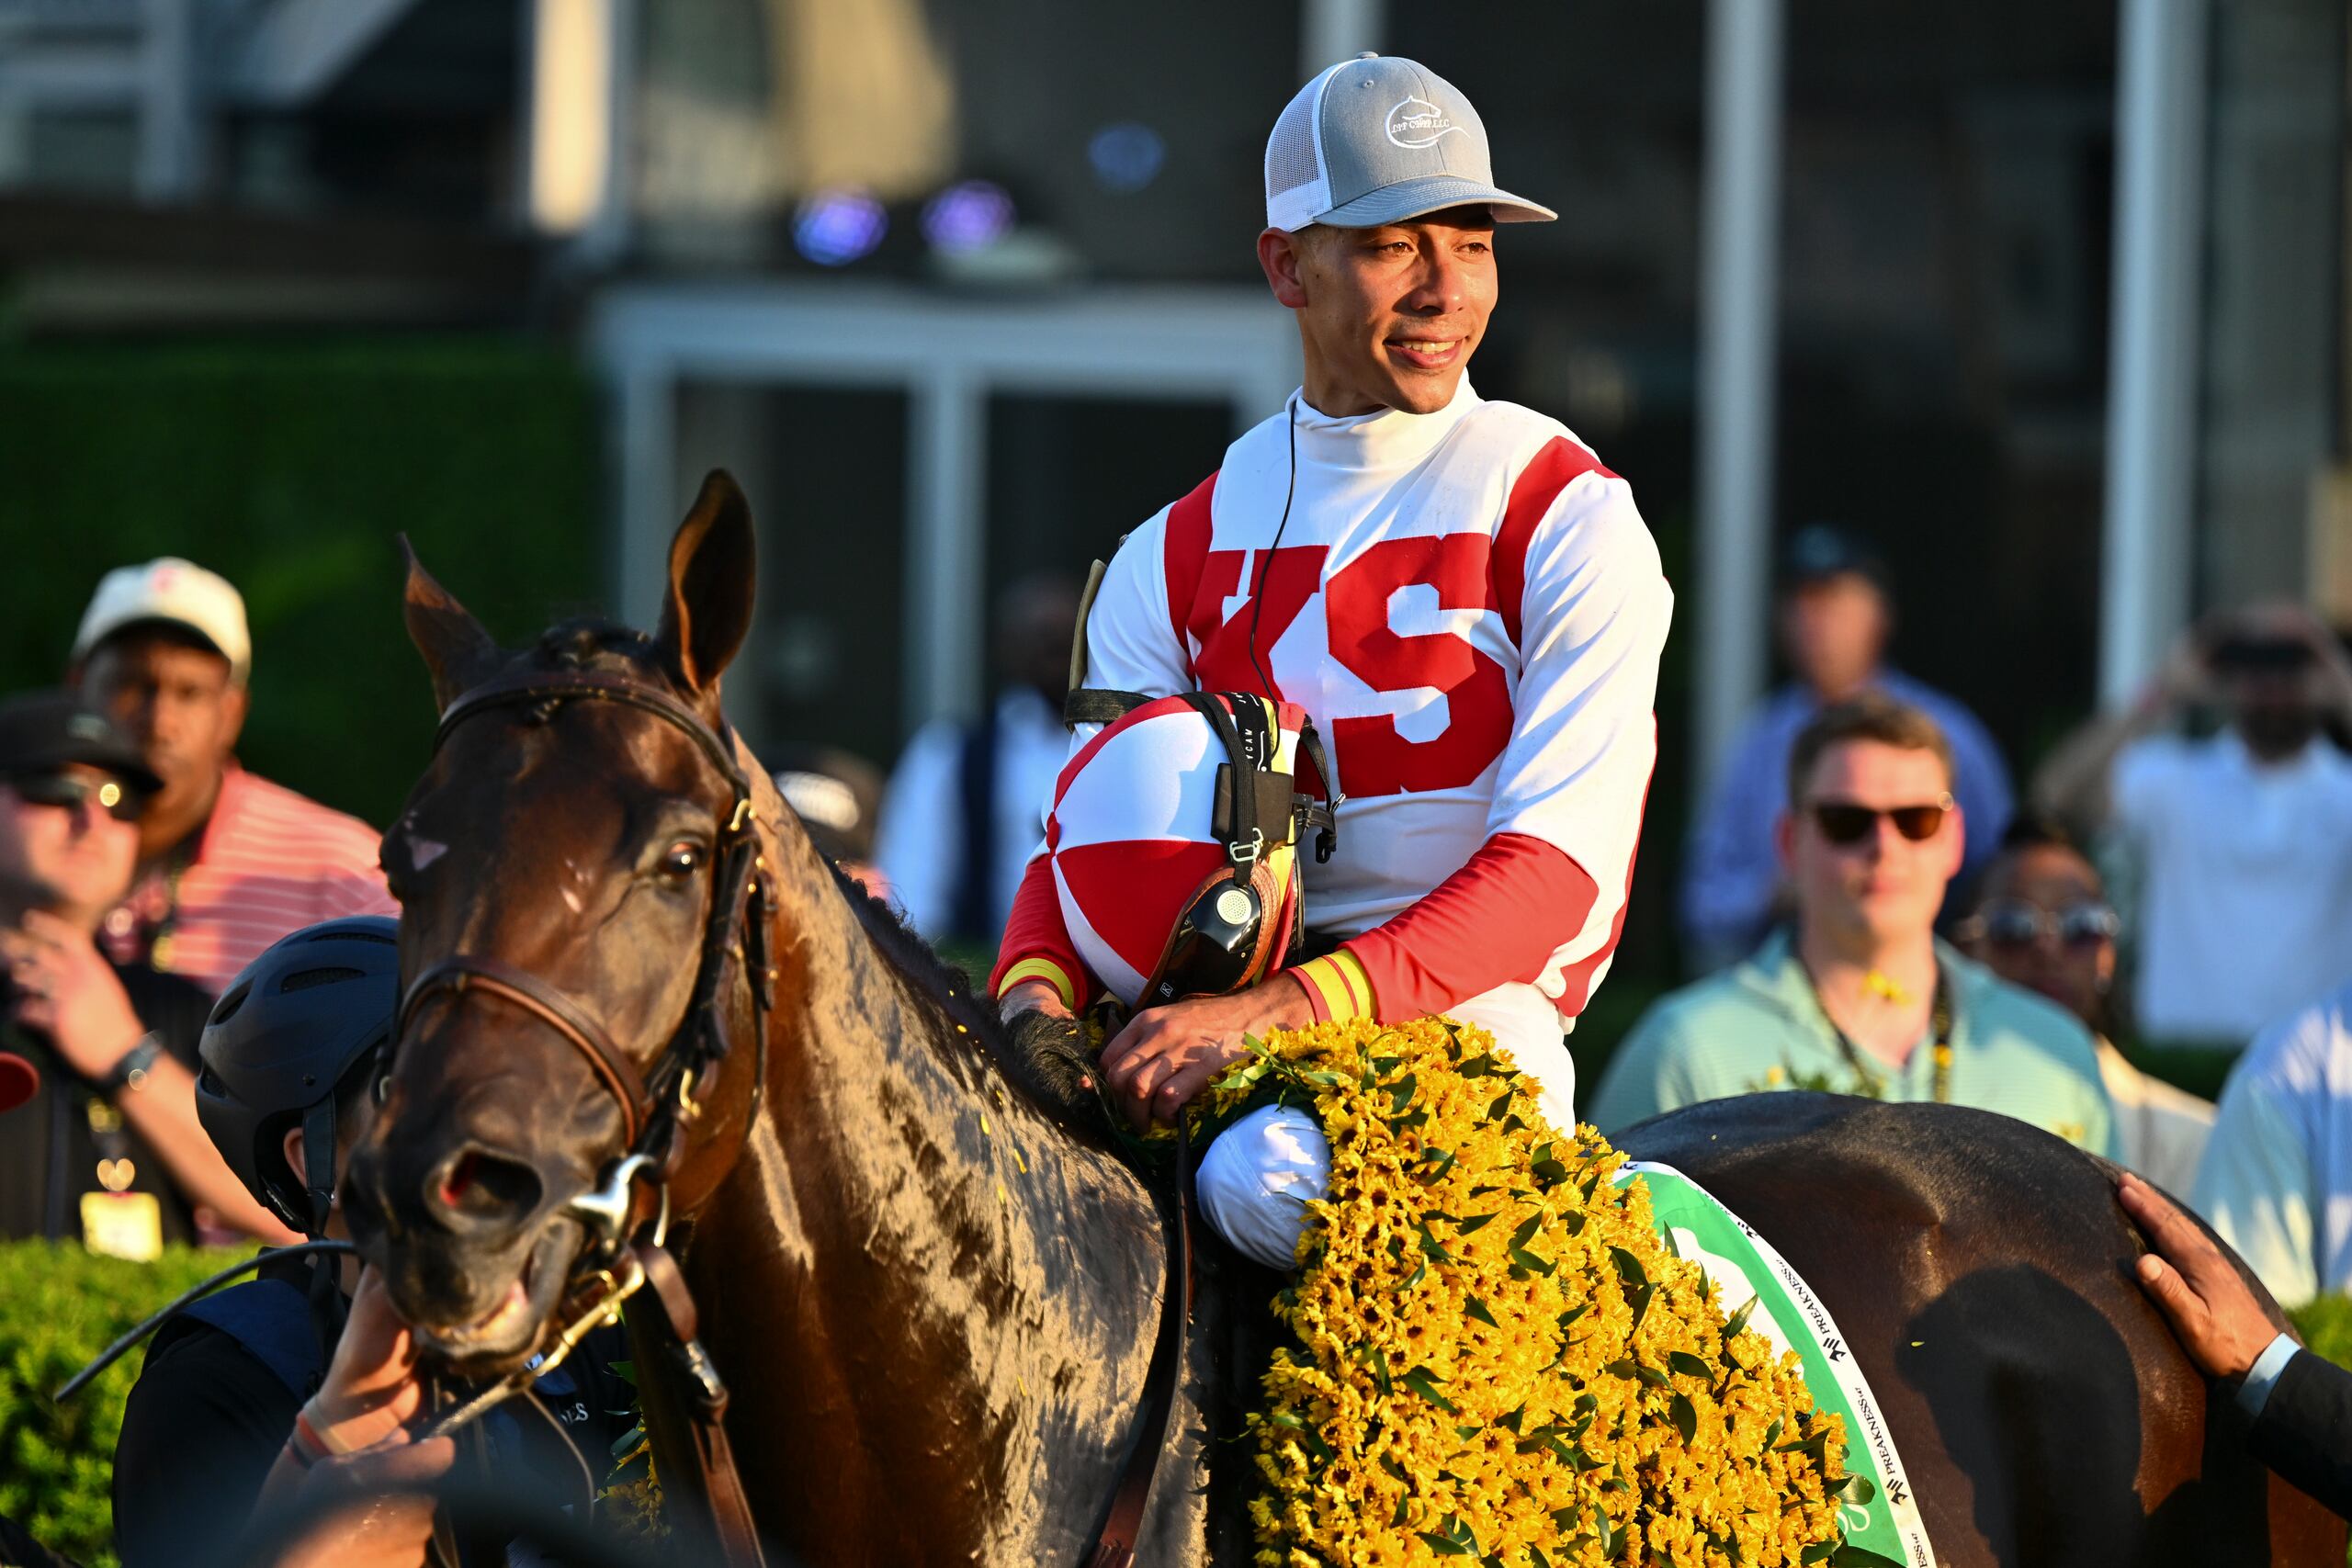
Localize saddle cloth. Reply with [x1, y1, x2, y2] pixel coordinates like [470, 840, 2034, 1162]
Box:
[1619, 1161, 1937, 1568]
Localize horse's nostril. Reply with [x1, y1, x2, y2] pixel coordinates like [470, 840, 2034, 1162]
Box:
[424, 1145, 545, 1233]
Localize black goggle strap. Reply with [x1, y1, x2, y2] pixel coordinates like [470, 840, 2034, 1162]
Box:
[1180, 691, 1259, 885]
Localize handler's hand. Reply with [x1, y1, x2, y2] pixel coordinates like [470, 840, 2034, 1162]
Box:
[1099, 977, 1317, 1131]
[307, 1267, 425, 1453]
[269, 1429, 456, 1568]
[2118, 1170, 2278, 1382]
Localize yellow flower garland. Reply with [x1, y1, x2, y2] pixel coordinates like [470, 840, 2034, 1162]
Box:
[1193, 1016, 1848, 1568]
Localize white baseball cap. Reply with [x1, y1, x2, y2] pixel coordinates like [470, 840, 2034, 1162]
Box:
[72, 558, 253, 684]
[1264, 54, 1556, 233]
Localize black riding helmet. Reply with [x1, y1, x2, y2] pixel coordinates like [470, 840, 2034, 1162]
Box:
[195, 916, 400, 1236]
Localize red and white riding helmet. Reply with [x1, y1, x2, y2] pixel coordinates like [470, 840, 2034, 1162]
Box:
[1046, 691, 1331, 1010]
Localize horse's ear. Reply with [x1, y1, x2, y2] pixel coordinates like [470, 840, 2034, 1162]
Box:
[400, 535, 501, 712]
[654, 470, 757, 701]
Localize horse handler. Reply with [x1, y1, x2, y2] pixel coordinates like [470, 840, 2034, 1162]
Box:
[994, 55, 1671, 1266]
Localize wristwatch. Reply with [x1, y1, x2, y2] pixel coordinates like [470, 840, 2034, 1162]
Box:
[102, 1033, 164, 1095]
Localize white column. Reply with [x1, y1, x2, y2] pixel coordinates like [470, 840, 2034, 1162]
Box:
[1693, 0, 1785, 785]
[1300, 0, 1384, 79]
[2100, 0, 2209, 705]
[906, 370, 987, 728]
[136, 0, 198, 200]
[611, 360, 675, 633]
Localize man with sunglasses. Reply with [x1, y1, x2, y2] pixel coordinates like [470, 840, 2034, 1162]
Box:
[0, 689, 292, 1250]
[1589, 696, 2115, 1156]
[1956, 817, 2211, 1195]
[2035, 602, 2352, 1053]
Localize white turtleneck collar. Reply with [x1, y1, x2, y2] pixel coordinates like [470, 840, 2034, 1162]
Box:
[1290, 376, 1482, 474]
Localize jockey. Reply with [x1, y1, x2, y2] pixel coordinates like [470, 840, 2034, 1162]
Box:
[993, 56, 1672, 1265]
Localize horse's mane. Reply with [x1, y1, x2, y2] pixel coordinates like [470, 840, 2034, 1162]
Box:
[514, 616, 1108, 1134]
[823, 862, 1107, 1134]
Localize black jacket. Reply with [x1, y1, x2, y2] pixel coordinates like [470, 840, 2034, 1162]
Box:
[2251, 1348, 2352, 1521]
[0, 961, 213, 1245]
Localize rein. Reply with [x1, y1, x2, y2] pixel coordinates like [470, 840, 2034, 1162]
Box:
[395, 667, 775, 1566]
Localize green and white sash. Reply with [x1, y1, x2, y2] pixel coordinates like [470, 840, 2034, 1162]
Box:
[1619, 1160, 1937, 1568]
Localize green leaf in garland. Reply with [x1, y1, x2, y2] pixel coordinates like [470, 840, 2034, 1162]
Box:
[1510, 1213, 1544, 1251]
[1800, 1545, 1838, 1565]
[1400, 1364, 1458, 1413]
[1456, 1053, 1497, 1078]
[1593, 1502, 1614, 1555]
[1464, 1295, 1499, 1328]
[1416, 1514, 1479, 1555]
[1832, 1472, 1879, 1506]
[1391, 1107, 1430, 1131]
[1609, 1246, 1649, 1292]
[1668, 1350, 1714, 1382]
[1763, 1416, 1783, 1451]
[1391, 1491, 1411, 1528]
[1401, 1254, 1428, 1291]
[1659, 1224, 1682, 1258]
[1387, 1074, 1419, 1113]
[1722, 1295, 1758, 1342]
[1510, 1247, 1556, 1278]
[1453, 1212, 1497, 1235]
[1628, 1281, 1656, 1332]
[1416, 1146, 1459, 1185]
[1529, 1549, 1553, 1568]
[1371, 1055, 1402, 1076]
[1485, 1086, 1515, 1121]
[1416, 1222, 1452, 1261]
[1670, 1391, 1698, 1446]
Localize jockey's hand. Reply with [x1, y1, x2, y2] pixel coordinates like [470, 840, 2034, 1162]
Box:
[2117, 1170, 2278, 1382]
[998, 977, 1071, 1026]
[1099, 976, 1317, 1131]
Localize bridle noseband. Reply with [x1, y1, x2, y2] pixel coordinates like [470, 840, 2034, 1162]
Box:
[392, 667, 775, 1426]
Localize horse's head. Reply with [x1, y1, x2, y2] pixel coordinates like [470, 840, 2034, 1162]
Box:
[347, 471, 772, 1376]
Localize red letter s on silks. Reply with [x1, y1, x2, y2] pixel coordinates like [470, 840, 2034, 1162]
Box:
[1323, 534, 1510, 797]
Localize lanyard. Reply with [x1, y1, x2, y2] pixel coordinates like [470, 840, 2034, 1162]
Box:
[1803, 963, 1955, 1104]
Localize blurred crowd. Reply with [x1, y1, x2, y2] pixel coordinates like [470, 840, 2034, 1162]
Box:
[5, 525, 2352, 1565]
[9, 533, 2352, 1310]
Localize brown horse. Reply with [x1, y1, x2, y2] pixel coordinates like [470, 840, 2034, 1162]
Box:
[347, 472, 2342, 1567]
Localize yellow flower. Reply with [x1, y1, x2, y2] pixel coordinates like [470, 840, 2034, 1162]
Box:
[1195, 1016, 1848, 1567]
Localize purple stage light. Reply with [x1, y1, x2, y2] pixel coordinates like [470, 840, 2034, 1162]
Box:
[794, 188, 888, 266]
[922, 180, 1016, 253]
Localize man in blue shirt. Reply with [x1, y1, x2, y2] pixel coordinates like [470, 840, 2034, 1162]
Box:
[1680, 525, 2013, 972]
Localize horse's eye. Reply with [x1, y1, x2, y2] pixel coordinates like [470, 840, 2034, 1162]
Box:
[661, 842, 704, 878]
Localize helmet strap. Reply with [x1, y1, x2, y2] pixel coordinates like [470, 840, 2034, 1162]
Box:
[299, 1097, 339, 1238]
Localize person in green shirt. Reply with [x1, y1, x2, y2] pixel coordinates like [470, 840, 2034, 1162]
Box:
[1590, 694, 2116, 1156]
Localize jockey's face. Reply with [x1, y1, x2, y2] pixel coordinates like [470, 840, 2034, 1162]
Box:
[1780, 739, 1964, 950]
[1260, 207, 1498, 417]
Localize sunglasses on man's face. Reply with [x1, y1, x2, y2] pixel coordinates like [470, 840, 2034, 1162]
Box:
[1804, 795, 1952, 846]
[8, 772, 143, 823]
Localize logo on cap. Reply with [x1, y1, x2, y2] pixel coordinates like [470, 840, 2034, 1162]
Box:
[1385, 96, 1461, 150]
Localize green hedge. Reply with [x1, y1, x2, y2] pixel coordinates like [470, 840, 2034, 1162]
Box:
[0, 1242, 236, 1567]
[0, 338, 599, 829]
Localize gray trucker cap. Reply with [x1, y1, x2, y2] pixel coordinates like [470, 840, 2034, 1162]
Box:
[1264, 54, 1556, 232]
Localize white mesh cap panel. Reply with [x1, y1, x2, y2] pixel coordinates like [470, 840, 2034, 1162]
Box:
[1263, 64, 1339, 231]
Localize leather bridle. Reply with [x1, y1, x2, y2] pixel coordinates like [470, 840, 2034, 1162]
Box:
[390, 666, 775, 1565]
[397, 668, 774, 1183]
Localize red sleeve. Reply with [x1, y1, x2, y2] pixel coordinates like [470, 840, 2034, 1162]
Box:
[989, 854, 1099, 1010]
[1339, 831, 1600, 1022]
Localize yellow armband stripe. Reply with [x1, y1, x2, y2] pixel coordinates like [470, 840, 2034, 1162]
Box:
[1294, 951, 1376, 1023]
[998, 958, 1077, 1011]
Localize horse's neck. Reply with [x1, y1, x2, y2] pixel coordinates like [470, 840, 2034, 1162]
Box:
[686, 833, 1166, 1560]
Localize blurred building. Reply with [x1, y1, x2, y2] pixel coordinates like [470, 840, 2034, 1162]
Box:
[0, 0, 2345, 987]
